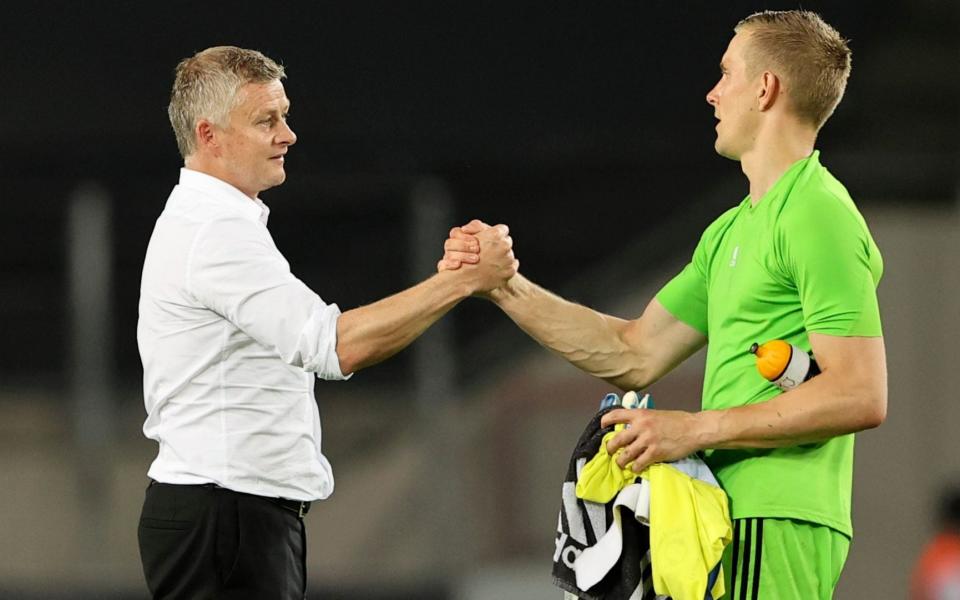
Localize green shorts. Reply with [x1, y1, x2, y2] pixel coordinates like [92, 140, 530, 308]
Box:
[720, 517, 850, 600]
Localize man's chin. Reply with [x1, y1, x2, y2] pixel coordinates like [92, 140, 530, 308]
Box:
[256, 173, 287, 195]
[269, 170, 287, 187]
[714, 141, 740, 161]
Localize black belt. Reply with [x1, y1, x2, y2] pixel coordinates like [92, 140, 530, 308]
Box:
[210, 484, 311, 518]
[155, 481, 313, 519]
[273, 496, 311, 518]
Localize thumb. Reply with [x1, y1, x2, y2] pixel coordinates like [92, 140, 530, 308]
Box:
[437, 258, 462, 272]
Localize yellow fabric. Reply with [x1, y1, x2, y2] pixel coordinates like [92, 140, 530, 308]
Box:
[644, 462, 732, 600]
[575, 429, 638, 503]
[574, 427, 733, 600]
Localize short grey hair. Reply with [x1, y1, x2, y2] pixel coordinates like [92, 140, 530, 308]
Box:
[168, 46, 286, 158]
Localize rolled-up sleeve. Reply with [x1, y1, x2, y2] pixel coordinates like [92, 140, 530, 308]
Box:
[185, 216, 350, 380]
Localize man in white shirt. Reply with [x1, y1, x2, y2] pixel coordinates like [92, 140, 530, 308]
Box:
[137, 46, 517, 599]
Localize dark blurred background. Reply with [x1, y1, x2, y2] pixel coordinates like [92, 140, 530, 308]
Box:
[0, 1, 957, 598]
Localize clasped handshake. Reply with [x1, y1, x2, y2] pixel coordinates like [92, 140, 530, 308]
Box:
[435, 219, 519, 293]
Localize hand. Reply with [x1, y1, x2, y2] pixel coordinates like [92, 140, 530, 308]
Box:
[437, 219, 518, 295]
[469, 223, 519, 294]
[437, 219, 487, 271]
[600, 408, 702, 473]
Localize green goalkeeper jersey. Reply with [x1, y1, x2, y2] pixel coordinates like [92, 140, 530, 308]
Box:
[656, 151, 883, 536]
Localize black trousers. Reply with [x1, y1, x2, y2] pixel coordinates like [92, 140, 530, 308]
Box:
[138, 481, 307, 599]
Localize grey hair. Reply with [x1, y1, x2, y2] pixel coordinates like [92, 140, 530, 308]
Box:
[168, 46, 286, 158]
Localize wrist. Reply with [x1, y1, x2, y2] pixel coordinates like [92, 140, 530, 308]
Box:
[691, 409, 724, 450]
[434, 268, 477, 302]
[487, 274, 521, 304]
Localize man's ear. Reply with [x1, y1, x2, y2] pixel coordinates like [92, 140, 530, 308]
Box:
[195, 119, 218, 154]
[757, 71, 781, 112]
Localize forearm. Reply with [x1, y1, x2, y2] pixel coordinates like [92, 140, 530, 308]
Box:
[335, 271, 472, 374]
[602, 335, 885, 470]
[489, 274, 647, 389]
[693, 369, 887, 449]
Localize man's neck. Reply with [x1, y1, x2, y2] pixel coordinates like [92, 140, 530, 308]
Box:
[740, 120, 817, 206]
[184, 156, 258, 200]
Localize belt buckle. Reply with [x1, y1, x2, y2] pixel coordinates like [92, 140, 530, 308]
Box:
[298, 501, 306, 518]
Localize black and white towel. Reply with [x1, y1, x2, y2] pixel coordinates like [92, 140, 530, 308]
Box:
[552, 407, 665, 600]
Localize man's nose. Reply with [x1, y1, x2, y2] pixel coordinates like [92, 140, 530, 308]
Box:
[279, 120, 297, 146]
[706, 85, 719, 107]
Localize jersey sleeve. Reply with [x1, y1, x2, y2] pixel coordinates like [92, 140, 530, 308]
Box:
[656, 228, 712, 336]
[776, 193, 883, 337]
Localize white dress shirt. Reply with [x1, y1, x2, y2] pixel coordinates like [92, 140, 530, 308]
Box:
[137, 168, 349, 501]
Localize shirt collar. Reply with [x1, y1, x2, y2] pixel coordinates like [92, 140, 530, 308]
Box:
[744, 150, 821, 210]
[178, 168, 271, 225]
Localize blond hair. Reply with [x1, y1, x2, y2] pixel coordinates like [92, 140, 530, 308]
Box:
[735, 11, 851, 129]
[168, 46, 286, 158]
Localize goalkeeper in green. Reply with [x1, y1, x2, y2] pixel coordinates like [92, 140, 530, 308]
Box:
[442, 10, 885, 599]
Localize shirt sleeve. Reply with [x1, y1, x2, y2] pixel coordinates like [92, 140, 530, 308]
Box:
[656, 230, 711, 336]
[776, 194, 883, 337]
[185, 216, 350, 380]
